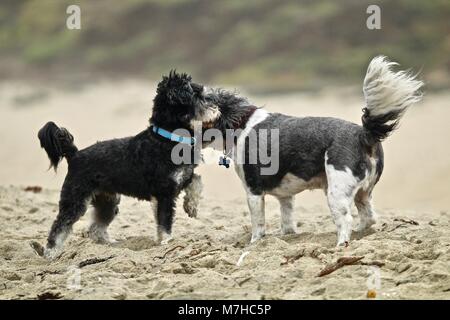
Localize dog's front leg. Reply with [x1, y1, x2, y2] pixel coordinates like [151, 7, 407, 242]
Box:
[246, 193, 266, 243]
[153, 197, 175, 244]
[183, 173, 203, 218]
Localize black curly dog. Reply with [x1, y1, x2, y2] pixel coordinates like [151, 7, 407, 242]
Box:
[37, 71, 220, 259]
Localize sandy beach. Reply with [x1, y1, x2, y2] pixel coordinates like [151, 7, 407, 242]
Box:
[0, 81, 449, 299]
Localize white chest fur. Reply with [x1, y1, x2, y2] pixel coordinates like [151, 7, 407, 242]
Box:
[232, 109, 269, 190]
[171, 168, 187, 185]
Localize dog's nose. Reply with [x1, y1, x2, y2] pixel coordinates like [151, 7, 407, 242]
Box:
[191, 83, 204, 96]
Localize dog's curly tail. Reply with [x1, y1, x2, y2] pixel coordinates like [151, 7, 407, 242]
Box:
[38, 121, 78, 171]
[361, 56, 423, 144]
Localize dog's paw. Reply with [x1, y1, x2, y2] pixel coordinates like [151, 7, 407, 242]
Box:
[250, 235, 265, 243]
[160, 236, 174, 245]
[43, 247, 62, 260]
[83, 224, 115, 244]
[156, 227, 173, 245]
[250, 225, 266, 243]
[336, 240, 350, 248]
[250, 228, 266, 243]
[183, 200, 198, 218]
[281, 226, 297, 235]
[356, 217, 377, 232]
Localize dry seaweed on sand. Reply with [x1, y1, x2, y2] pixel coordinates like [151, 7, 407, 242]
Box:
[37, 291, 63, 300]
[317, 256, 386, 277]
[317, 256, 365, 277]
[24, 186, 42, 193]
[153, 245, 185, 260]
[394, 218, 419, 225]
[78, 255, 115, 268]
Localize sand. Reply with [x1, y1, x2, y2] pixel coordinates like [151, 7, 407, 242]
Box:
[0, 80, 449, 299]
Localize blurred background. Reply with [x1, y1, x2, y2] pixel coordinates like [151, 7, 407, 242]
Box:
[0, 0, 449, 212]
[1, 0, 449, 91]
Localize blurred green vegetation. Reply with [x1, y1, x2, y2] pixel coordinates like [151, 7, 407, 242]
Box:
[0, 0, 449, 92]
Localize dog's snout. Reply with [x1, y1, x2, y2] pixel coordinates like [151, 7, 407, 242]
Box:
[191, 83, 205, 97]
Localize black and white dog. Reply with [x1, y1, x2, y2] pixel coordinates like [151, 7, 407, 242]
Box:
[207, 56, 423, 246]
[37, 71, 220, 259]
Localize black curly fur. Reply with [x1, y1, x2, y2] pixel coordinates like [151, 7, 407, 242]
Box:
[38, 121, 78, 171]
[151, 70, 206, 131]
[361, 107, 405, 144]
[38, 70, 208, 251]
[206, 89, 257, 133]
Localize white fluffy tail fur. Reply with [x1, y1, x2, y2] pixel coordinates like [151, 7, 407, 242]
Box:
[361, 56, 423, 142]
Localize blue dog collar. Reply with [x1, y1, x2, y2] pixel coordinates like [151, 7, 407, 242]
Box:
[152, 126, 196, 145]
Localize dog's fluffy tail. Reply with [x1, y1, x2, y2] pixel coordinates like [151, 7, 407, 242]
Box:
[361, 56, 423, 144]
[38, 121, 78, 171]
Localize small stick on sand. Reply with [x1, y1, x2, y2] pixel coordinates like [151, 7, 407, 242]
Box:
[317, 256, 364, 277]
[78, 255, 115, 268]
[388, 224, 407, 232]
[187, 248, 222, 261]
[281, 252, 304, 266]
[383, 218, 420, 232]
[237, 277, 252, 286]
[153, 245, 185, 260]
[359, 261, 385, 267]
[394, 218, 419, 225]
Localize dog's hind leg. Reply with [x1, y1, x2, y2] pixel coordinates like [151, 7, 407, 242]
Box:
[183, 173, 203, 218]
[153, 197, 176, 244]
[85, 192, 121, 244]
[45, 179, 92, 259]
[326, 184, 356, 247]
[276, 196, 297, 235]
[355, 189, 377, 232]
[325, 157, 360, 246]
[247, 193, 266, 243]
